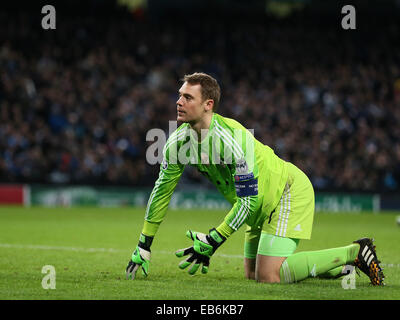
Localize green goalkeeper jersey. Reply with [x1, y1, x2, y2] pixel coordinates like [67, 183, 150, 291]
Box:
[141, 113, 289, 239]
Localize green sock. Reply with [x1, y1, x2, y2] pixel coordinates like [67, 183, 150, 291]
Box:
[280, 244, 359, 283]
[318, 266, 344, 279]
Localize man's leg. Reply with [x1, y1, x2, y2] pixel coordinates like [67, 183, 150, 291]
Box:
[256, 255, 285, 283]
[279, 244, 359, 283]
[254, 233, 298, 283]
[243, 224, 261, 280]
[244, 257, 256, 280]
[254, 163, 384, 284]
[315, 238, 385, 285]
[254, 162, 313, 283]
[255, 232, 360, 283]
[318, 266, 351, 279]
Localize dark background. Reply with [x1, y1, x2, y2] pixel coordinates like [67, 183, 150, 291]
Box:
[1, 0, 399, 199]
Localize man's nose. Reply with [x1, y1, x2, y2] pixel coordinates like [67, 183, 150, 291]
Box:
[176, 96, 183, 106]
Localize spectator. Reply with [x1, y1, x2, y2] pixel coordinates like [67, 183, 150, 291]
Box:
[0, 10, 399, 192]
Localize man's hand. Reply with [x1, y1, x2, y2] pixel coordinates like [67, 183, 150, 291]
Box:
[175, 228, 226, 275]
[126, 246, 151, 279]
[126, 233, 153, 280]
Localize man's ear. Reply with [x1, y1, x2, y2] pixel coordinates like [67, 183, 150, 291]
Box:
[205, 99, 214, 111]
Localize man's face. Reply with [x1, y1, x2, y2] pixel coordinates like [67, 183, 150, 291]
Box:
[176, 82, 209, 123]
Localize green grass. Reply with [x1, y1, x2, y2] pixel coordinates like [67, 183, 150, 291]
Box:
[0, 206, 399, 300]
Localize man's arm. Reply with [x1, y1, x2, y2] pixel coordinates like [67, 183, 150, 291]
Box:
[216, 194, 259, 238]
[141, 159, 184, 237]
[126, 129, 186, 279]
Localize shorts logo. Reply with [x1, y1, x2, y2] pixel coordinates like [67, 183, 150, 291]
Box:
[294, 224, 302, 231]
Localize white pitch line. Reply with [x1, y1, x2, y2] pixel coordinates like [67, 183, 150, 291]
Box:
[0, 243, 243, 259]
[0, 243, 398, 267]
[0, 243, 123, 253]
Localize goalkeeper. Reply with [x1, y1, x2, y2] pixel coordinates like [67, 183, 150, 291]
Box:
[126, 72, 384, 285]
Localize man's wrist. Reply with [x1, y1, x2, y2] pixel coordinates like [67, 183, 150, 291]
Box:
[216, 221, 235, 239]
[207, 228, 226, 250]
[142, 220, 160, 236]
[138, 233, 154, 251]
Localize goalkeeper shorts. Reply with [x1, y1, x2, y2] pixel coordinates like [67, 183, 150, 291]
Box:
[244, 162, 314, 258]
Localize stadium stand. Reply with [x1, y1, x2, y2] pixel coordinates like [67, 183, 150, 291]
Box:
[0, 1, 399, 192]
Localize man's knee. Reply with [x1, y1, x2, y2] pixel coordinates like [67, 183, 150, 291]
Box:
[255, 271, 281, 283]
[255, 254, 286, 284]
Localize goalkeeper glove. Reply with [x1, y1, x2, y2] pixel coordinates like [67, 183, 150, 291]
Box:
[175, 228, 226, 275]
[126, 233, 153, 280]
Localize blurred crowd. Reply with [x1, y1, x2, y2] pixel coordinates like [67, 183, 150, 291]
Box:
[1, 9, 400, 192]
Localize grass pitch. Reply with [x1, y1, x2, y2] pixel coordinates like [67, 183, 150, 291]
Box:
[0, 206, 399, 300]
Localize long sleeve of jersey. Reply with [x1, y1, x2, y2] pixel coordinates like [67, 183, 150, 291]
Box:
[141, 129, 186, 237]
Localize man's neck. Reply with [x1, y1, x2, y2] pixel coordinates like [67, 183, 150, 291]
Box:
[189, 112, 213, 142]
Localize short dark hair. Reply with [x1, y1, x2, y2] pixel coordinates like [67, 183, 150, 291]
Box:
[182, 72, 221, 112]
